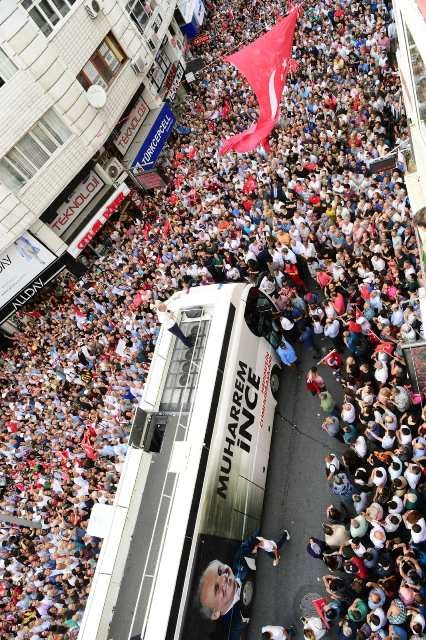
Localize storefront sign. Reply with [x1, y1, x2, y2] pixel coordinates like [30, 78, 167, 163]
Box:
[165, 63, 184, 102]
[193, 0, 205, 26]
[136, 170, 167, 190]
[161, 62, 178, 97]
[0, 253, 67, 324]
[131, 103, 176, 171]
[114, 97, 149, 154]
[191, 33, 209, 46]
[50, 170, 104, 235]
[67, 184, 130, 257]
[0, 232, 56, 311]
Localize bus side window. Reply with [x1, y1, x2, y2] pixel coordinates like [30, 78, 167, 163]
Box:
[244, 288, 278, 347]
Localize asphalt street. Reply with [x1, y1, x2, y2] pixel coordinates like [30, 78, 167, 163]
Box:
[247, 340, 345, 640]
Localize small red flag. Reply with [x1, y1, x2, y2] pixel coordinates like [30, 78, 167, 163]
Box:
[367, 329, 382, 345]
[162, 218, 171, 238]
[82, 443, 97, 460]
[374, 342, 395, 355]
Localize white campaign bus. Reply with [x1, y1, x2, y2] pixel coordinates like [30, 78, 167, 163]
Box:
[80, 282, 283, 640]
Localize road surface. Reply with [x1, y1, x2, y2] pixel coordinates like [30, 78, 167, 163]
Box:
[247, 342, 344, 639]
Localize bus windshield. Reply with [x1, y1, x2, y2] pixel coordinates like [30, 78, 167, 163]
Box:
[244, 287, 280, 348]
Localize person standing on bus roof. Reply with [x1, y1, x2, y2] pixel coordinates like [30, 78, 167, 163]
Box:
[153, 301, 193, 349]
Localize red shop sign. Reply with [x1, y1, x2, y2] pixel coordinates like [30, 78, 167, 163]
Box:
[76, 191, 127, 251]
[191, 33, 210, 46]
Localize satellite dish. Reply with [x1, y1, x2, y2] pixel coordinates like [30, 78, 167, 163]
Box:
[86, 84, 107, 109]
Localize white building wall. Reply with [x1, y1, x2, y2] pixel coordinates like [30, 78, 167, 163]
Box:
[0, 0, 182, 253]
[393, 0, 426, 209]
[393, 0, 426, 326]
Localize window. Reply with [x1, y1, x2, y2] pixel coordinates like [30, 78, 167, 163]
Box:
[0, 109, 71, 191]
[126, 0, 152, 34]
[159, 315, 210, 413]
[0, 49, 17, 87]
[77, 33, 127, 91]
[147, 47, 171, 89]
[244, 288, 281, 348]
[21, 0, 77, 37]
[143, 416, 167, 453]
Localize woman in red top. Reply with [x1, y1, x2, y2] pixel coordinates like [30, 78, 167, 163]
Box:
[285, 262, 306, 290]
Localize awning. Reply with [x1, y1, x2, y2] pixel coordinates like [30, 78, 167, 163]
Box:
[127, 103, 176, 171]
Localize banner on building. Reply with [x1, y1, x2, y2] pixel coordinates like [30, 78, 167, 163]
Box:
[50, 170, 105, 235]
[113, 96, 150, 154]
[0, 233, 56, 311]
[161, 62, 185, 102]
[131, 103, 176, 171]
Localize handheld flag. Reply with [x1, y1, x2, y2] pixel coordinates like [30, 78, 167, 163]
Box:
[220, 6, 301, 154]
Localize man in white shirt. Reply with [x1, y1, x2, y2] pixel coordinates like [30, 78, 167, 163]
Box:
[253, 530, 290, 566]
[155, 302, 193, 348]
[281, 247, 297, 265]
[262, 625, 295, 640]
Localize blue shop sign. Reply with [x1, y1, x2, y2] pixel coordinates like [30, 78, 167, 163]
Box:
[131, 103, 176, 171]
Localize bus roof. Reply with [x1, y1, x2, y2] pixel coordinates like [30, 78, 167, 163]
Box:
[107, 283, 247, 640]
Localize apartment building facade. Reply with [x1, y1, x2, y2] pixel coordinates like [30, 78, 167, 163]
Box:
[392, 0, 426, 325]
[0, 0, 194, 327]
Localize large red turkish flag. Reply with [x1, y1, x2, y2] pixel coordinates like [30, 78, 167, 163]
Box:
[220, 6, 300, 155]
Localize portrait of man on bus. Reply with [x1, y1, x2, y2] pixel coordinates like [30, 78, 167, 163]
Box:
[196, 531, 258, 640]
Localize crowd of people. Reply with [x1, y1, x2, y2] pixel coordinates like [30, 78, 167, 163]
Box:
[0, 0, 423, 637]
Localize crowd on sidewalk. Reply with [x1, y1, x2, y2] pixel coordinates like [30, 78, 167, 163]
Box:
[0, 0, 422, 637]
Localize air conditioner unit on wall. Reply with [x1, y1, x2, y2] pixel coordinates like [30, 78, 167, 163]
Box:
[102, 158, 124, 181]
[84, 0, 102, 19]
[130, 56, 149, 75]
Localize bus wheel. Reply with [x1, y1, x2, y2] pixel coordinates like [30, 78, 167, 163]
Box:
[240, 574, 255, 617]
[270, 366, 281, 400]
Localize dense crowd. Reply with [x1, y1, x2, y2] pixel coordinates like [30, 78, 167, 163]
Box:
[0, 0, 423, 637]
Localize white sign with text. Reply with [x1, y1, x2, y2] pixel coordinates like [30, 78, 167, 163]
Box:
[114, 97, 149, 154]
[50, 170, 104, 235]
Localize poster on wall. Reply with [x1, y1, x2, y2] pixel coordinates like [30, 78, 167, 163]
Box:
[180, 531, 258, 640]
[0, 233, 56, 309]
